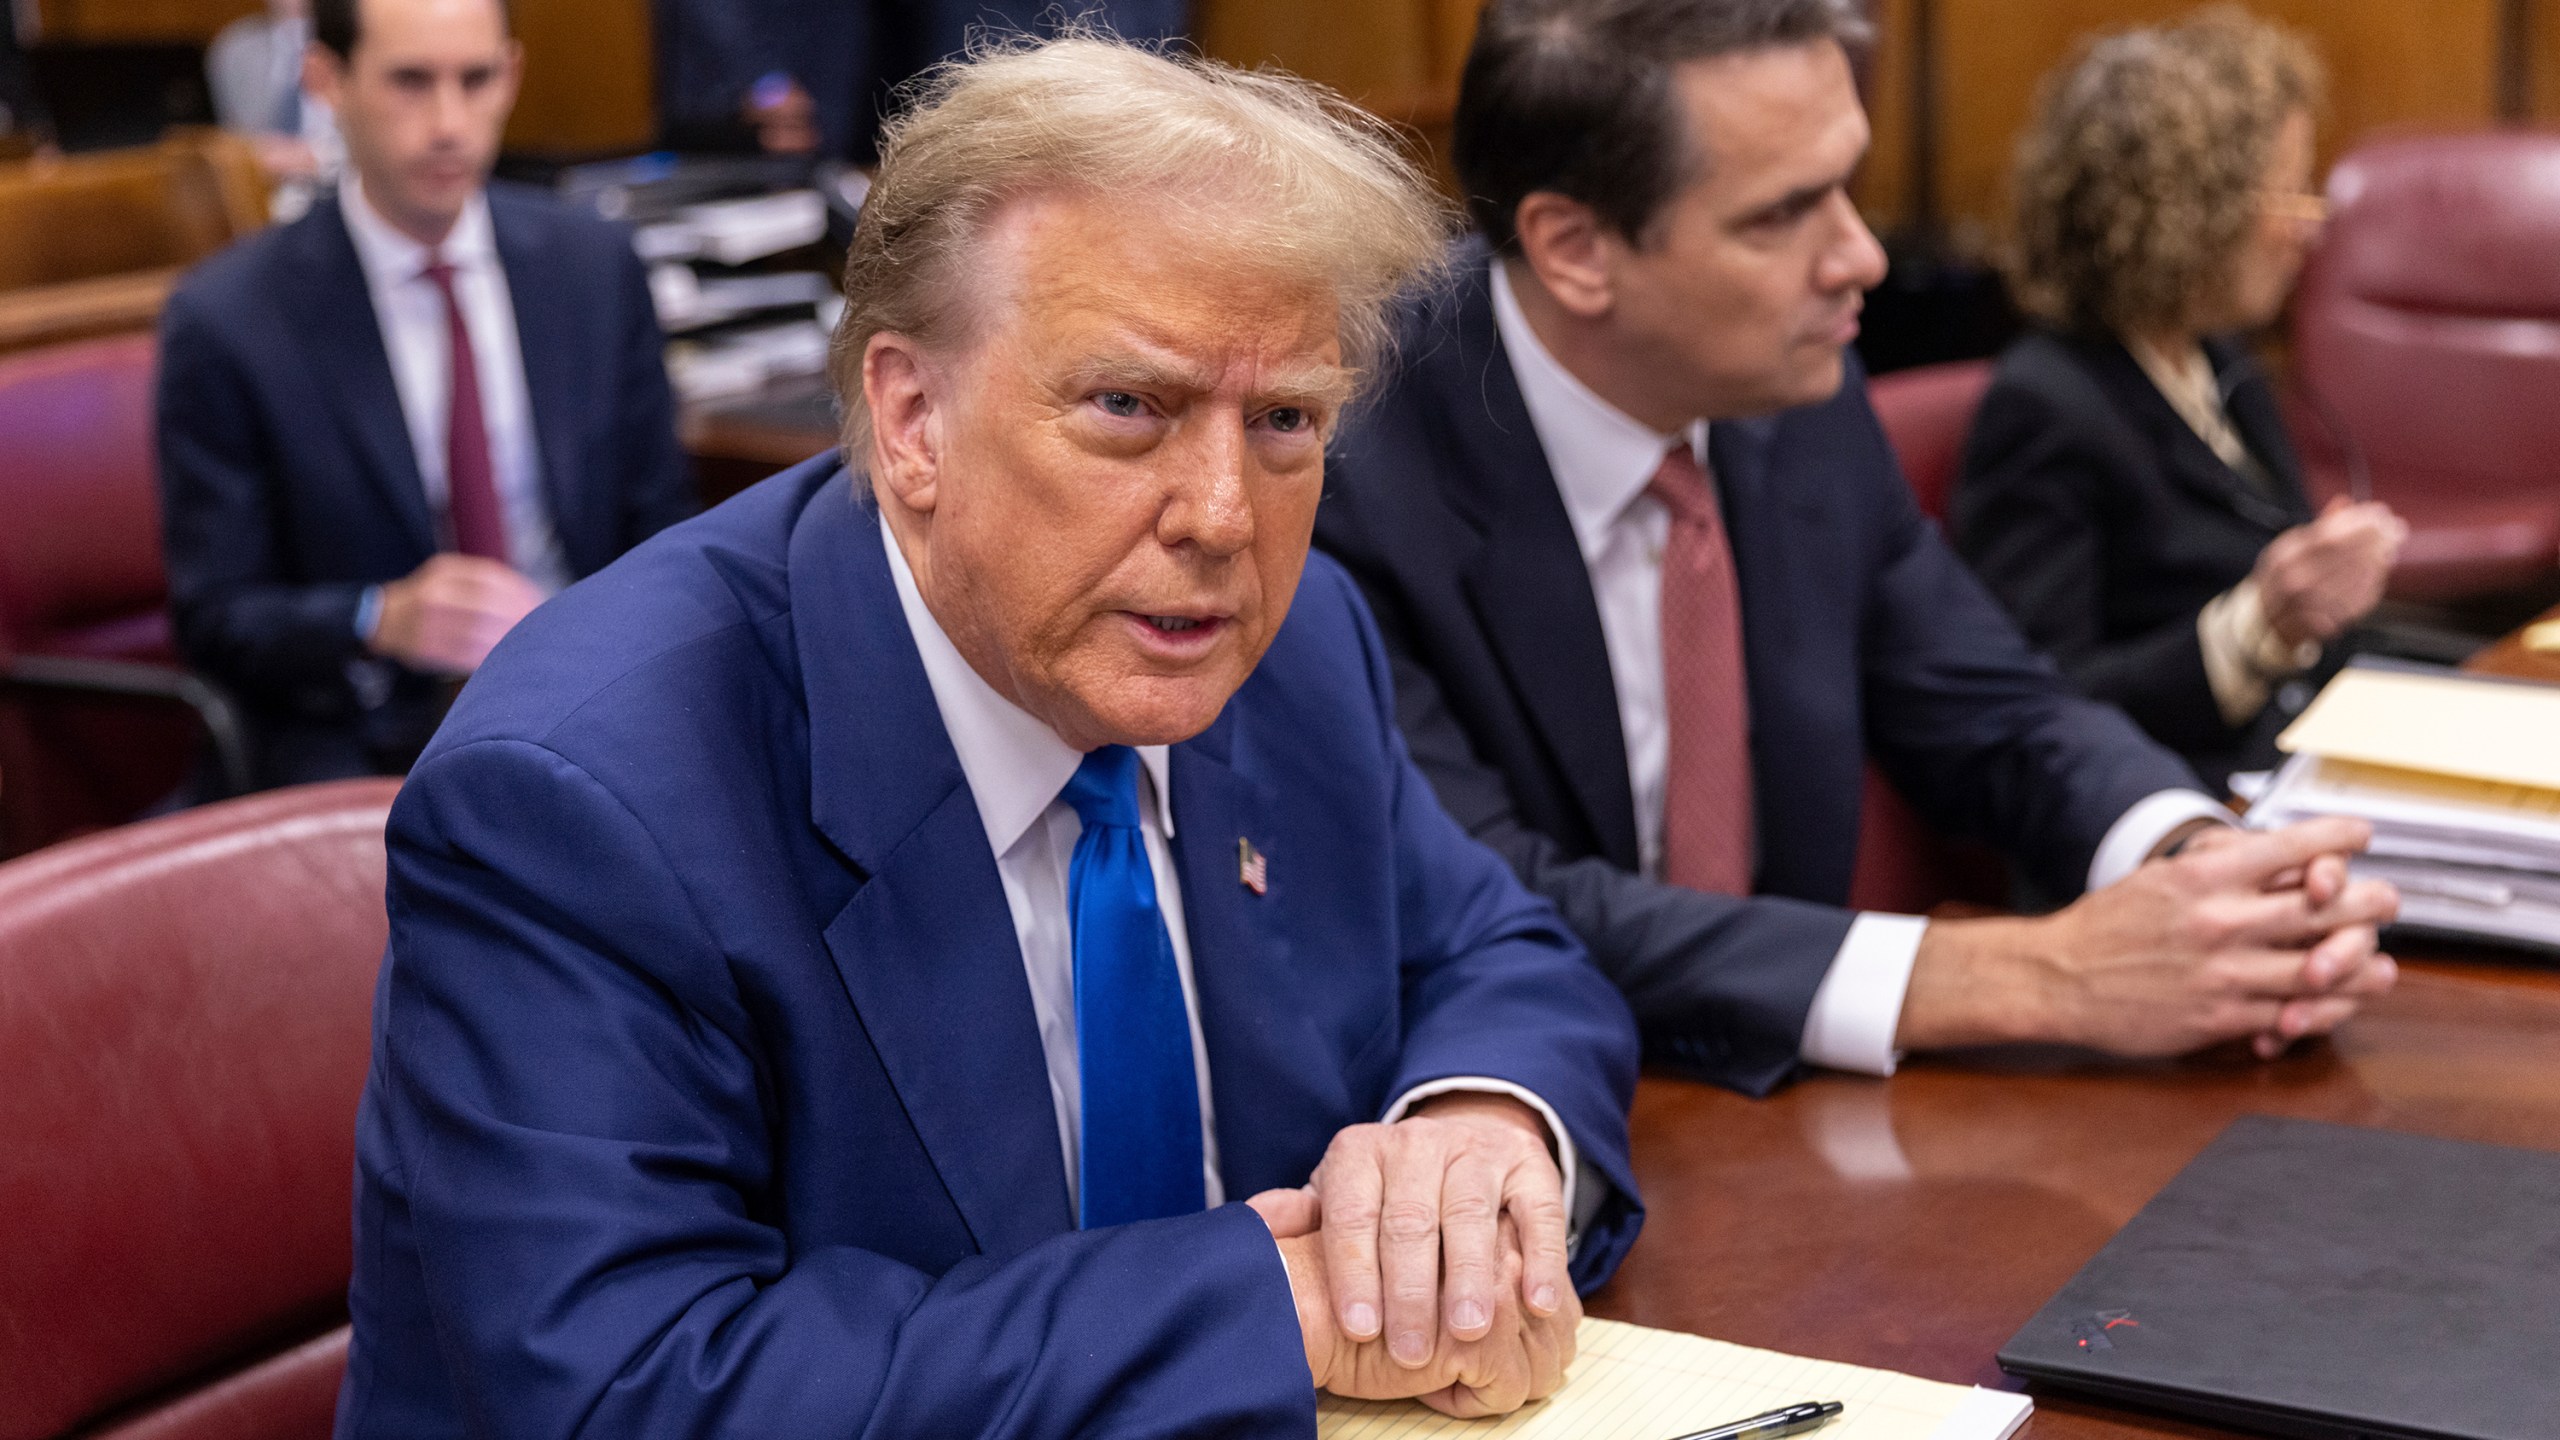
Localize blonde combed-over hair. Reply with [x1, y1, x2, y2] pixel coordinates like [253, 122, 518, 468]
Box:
[2006, 6, 2324, 337]
[829, 33, 1455, 454]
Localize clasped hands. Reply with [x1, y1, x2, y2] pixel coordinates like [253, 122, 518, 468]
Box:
[1247, 1092, 1577, 1418]
[1902, 816, 2402, 1059]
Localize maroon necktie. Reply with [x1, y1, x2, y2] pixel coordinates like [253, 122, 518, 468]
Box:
[1648, 442, 1755, 895]
[420, 256, 508, 561]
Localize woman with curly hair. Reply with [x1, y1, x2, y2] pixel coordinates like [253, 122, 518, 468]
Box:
[1952, 7, 2404, 790]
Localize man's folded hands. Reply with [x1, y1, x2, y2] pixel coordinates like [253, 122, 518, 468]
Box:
[1247, 1093, 1578, 1417]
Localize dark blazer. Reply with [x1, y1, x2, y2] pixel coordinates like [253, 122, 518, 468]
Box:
[1314, 254, 2197, 1097]
[1953, 331, 2318, 788]
[157, 184, 696, 787]
[338, 457, 1642, 1438]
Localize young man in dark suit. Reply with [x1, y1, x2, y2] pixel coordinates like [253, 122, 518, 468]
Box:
[1316, 0, 2401, 1098]
[158, 0, 695, 788]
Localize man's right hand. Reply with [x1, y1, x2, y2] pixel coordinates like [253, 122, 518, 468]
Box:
[1900, 817, 2400, 1058]
[1248, 1189, 1577, 1419]
[368, 554, 545, 675]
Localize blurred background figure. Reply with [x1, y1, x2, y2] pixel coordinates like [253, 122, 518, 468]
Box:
[156, 0, 693, 791]
[206, 0, 343, 212]
[656, 0, 1191, 161]
[1954, 7, 2405, 792]
[0, 9, 51, 155]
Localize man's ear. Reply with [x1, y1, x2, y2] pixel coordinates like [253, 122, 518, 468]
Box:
[1512, 192, 1618, 321]
[864, 333, 944, 520]
[302, 44, 345, 113]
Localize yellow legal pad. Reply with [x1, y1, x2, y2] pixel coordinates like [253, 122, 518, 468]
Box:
[1317, 1318, 2030, 1440]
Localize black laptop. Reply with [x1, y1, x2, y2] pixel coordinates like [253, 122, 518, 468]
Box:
[1998, 1115, 2560, 1440]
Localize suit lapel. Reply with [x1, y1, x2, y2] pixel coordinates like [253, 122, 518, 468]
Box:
[1706, 414, 1817, 894]
[491, 193, 595, 570]
[286, 196, 437, 556]
[2087, 337, 2295, 534]
[1165, 712, 1346, 1198]
[2213, 341, 2315, 526]
[1436, 270, 1642, 868]
[792, 477, 1075, 1255]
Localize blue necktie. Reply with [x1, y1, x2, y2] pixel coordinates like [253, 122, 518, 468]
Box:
[1060, 745, 1206, 1227]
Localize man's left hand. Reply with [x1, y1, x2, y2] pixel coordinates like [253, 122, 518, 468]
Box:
[1302, 1092, 1570, 1371]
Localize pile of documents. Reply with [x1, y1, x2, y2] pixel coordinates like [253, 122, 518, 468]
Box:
[2248, 663, 2560, 952]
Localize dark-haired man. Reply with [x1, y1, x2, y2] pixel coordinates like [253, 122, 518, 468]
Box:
[1316, 0, 2400, 1097]
[159, 0, 694, 787]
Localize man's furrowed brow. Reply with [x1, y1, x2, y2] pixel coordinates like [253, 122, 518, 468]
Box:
[1259, 364, 1358, 411]
[1064, 351, 1218, 395]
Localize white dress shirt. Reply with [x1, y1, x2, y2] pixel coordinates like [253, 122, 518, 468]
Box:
[882, 515, 1581, 1220]
[1488, 261, 2228, 1075]
[339, 177, 570, 594]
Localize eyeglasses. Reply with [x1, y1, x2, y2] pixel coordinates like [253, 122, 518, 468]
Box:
[2260, 191, 2331, 226]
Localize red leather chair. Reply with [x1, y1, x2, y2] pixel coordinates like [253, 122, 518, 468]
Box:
[0, 779, 396, 1440]
[1865, 358, 1996, 524]
[0, 333, 248, 858]
[2290, 134, 2560, 603]
[1853, 358, 2009, 913]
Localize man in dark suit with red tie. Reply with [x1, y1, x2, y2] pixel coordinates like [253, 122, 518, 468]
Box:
[158, 0, 695, 788]
[1315, 0, 2403, 1098]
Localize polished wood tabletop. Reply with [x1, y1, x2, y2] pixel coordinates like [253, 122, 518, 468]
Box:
[1590, 610, 2560, 1436]
[1586, 957, 2560, 1437]
[2465, 602, 2560, 686]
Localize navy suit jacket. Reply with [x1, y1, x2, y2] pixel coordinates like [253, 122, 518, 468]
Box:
[157, 184, 695, 786]
[338, 458, 1642, 1438]
[1314, 252, 2200, 1097]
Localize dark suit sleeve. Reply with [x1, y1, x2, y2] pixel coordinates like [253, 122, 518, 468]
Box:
[157, 285, 370, 707]
[607, 240, 700, 547]
[1954, 377, 2231, 753]
[1861, 427, 2201, 900]
[373, 737, 1315, 1439]
[1315, 497, 1854, 1100]
[1322, 564, 1643, 1288]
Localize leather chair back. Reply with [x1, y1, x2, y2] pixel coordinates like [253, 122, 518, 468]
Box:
[2292, 134, 2560, 601]
[0, 331, 169, 661]
[0, 779, 398, 1440]
[1866, 359, 1995, 524]
[0, 332, 200, 857]
[1853, 359, 2009, 913]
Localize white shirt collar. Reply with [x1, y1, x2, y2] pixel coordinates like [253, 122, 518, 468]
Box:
[339, 174, 497, 286]
[1489, 259, 1709, 561]
[880, 510, 1177, 858]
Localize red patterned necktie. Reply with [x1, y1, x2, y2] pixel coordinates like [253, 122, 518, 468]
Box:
[420, 255, 508, 561]
[1647, 441, 1755, 895]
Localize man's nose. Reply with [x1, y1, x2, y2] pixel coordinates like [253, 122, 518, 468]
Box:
[1162, 421, 1256, 558]
[428, 76, 471, 143]
[1819, 194, 1890, 294]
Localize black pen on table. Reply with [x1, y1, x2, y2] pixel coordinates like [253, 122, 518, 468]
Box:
[1663, 1399, 1845, 1440]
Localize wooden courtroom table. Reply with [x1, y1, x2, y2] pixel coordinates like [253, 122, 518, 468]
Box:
[1590, 608, 2560, 1437]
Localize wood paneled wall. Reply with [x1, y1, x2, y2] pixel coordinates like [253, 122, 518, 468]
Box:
[26, 0, 2559, 186]
[1861, 0, 2545, 248]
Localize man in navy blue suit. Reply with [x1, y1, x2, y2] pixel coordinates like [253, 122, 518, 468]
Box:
[158, 0, 694, 789]
[338, 36, 1640, 1437]
[1316, 0, 2402, 1099]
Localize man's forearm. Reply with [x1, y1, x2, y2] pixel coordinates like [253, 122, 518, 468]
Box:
[1893, 914, 2073, 1052]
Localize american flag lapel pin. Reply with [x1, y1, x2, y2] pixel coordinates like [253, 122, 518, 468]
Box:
[1236, 837, 1269, 895]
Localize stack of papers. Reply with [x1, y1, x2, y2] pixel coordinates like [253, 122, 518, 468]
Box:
[1318, 1317, 2029, 1440]
[634, 190, 829, 266]
[2249, 664, 2560, 952]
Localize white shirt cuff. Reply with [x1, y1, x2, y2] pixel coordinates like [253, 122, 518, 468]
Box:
[2088, 789, 2235, 892]
[1799, 912, 1927, 1076]
[1384, 1076, 1590, 1247]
